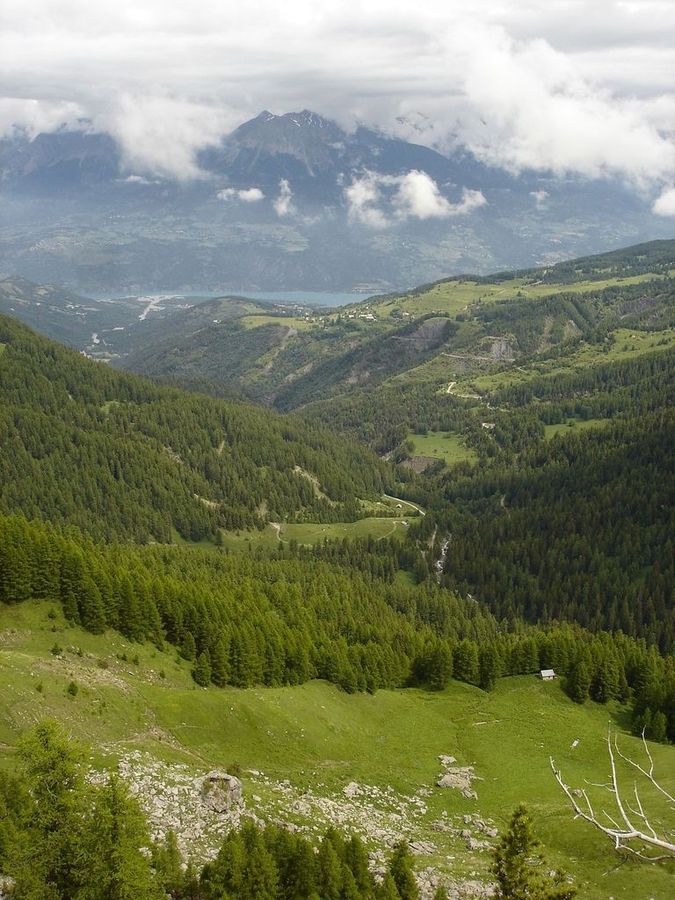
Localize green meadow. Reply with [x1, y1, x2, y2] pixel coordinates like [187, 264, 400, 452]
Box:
[407, 431, 477, 465]
[1, 601, 673, 898]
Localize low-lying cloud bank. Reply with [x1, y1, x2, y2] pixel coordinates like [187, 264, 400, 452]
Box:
[1, 2, 674, 208]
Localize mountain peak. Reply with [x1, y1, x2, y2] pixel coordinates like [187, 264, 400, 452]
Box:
[283, 110, 331, 128]
[246, 109, 334, 130]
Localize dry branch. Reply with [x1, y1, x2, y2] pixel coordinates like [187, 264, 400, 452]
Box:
[550, 727, 675, 862]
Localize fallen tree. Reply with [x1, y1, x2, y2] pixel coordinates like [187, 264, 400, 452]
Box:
[551, 728, 675, 862]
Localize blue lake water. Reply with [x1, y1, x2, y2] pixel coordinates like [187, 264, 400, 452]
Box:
[227, 290, 383, 307]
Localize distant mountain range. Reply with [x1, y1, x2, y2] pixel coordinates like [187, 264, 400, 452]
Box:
[1, 110, 673, 292]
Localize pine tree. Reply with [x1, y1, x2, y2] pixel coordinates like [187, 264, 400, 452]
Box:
[345, 834, 373, 895]
[492, 805, 576, 899]
[12, 721, 86, 898]
[193, 651, 212, 687]
[378, 873, 401, 899]
[388, 842, 418, 900]
[77, 775, 161, 900]
[453, 640, 479, 685]
[479, 644, 499, 691]
[566, 658, 591, 704]
[210, 638, 230, 687]
[152, 830, 184, 898]
[317, 835, 343, 900]
[427, 642, 454, 690]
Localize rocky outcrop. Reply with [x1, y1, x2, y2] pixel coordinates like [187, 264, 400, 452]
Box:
[200, 771, 243, 812]
[436, 755, 479, 800]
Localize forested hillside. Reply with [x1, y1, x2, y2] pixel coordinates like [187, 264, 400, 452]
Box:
[0, 241, 673, 899]
[0, 314, 391, 542]
[436, 411, 674, 648]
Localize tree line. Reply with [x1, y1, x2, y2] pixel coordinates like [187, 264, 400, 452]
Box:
[1, 513, 672, 740]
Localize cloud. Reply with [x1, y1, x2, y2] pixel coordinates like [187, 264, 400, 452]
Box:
[530, 189, 549, 209]
[273, 179, 296, 216]
[393, 171, 486, 218]
[450, 21, 675, 184]
[217, 187, 265, 202]
[344, 173, 389, 228]
[345, 169, 486, 227]
[652, 187, 675, 217]
[0, 2, 674, 191]
[94, 95, 229, 180]
[0, 97, 85, 138]
[122, 174, 158, 185]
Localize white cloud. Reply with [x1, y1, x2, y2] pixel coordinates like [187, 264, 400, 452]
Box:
[652, 187, 675, 217]
[393, 171, 486, 219]
[344, 173, 389, 228]
[345, 169, 486, 228]
[0, 2, 674, 190]
[530, 189, 549, 209]
[217, 187, 265, 202]
[122, 174, 157, 184]
[94, 95, 229, 180]
[450, 21, 675, 184]
[0, 97, 85, 138]
[273, 179, 296, 216]
[393, 170, 456, 219]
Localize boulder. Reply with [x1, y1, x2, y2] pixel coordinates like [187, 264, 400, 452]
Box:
[199, 771, 243, 812]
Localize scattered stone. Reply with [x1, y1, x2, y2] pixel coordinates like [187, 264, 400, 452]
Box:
[436, 756, 479, 799]
[343, 781, 363, 798]
[437, 768, 478, 799]
[409, 840, 436, 855]
[467, 837, 491, 851]
[0, 876, 16, 900]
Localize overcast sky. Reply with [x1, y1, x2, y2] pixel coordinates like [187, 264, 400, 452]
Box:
[2, 0, 675, 211]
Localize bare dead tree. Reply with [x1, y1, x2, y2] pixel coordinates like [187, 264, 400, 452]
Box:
[550, 727, 675, 862]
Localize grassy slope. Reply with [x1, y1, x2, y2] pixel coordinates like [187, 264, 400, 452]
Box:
[406, 431, 477, 465]
[122, 240, 675, 414]
[467, 328, 675, 394]
[361, 271, 666, 320]
[1, 601, 673, 897]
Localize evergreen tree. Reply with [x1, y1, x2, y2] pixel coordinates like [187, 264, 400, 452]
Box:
[152, 831, 185, 898]
[12, 720, 86, 898]
[193, 652, 212, 687]
[388, 842, 419, 900]
[454, 640, 479, 685]
[566, 658, 591, 704]
[426, 642, 454, 690]
[77, 775, 161, 900]
[378, 873, 402, 900]
[479, 644, 499, 691]
[492, 805, 576, 899]
[345, 834, 373, 895]
[317, 834, 343, 900]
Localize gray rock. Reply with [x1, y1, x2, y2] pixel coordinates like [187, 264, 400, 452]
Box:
[343, 781, 362, 798]
[409, 840, 436, 855]
[199, 771, 243, 812]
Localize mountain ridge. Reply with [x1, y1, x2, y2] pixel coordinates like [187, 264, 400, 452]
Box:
[1, 111, 672, 293]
